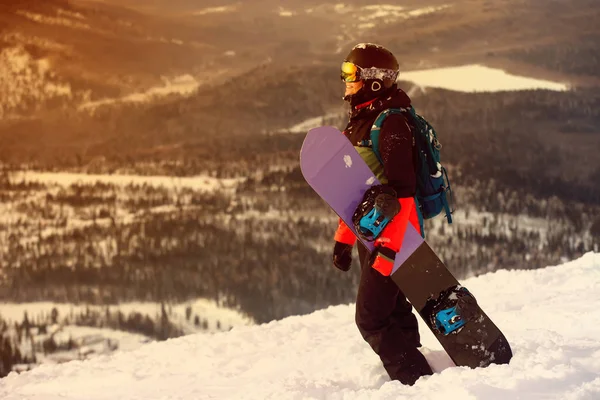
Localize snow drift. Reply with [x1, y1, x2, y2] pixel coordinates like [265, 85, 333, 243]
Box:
[1, 252, 599, 400]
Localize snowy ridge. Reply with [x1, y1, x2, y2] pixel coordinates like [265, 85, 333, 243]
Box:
[13, 171, 241, 193]
[1, 252, 599, 399]
[79, 75, 201, 111]
[0, 46, 72, 117]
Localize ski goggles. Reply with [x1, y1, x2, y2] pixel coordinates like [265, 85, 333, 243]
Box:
[341, 62, 361, 83]
[340, 62, 399, 83]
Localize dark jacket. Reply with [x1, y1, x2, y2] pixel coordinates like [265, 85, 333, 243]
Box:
[343, 85, 416, 198]
[339, 87, 433, 384]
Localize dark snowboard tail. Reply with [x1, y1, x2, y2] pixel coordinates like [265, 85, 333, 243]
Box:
[300, 126, 512, 369]
[393, 243, 512, 367]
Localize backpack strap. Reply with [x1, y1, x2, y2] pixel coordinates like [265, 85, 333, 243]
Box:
[362, 107, 427, 237]
[359, 108, 407, 164]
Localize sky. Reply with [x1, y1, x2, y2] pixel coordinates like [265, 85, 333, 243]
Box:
[1, 252, 599, 400]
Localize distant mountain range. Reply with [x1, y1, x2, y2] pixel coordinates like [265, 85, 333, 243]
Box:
[2, 0, 598, 117]
[1, 0, 599, 202]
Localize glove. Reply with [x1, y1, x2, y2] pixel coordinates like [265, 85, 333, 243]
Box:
[374, 188, 400, 219]
[332, 241, 353, 272]
[370, 246, 396, 276]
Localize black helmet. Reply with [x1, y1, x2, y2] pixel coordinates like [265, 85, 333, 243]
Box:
[342, 43, 399, 104]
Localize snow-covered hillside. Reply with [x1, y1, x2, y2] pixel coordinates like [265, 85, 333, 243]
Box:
[1, 252, 599, 399]
[0, 45, 72, 118]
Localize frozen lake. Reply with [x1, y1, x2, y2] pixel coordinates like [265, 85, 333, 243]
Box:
[400, 64, 568, 92]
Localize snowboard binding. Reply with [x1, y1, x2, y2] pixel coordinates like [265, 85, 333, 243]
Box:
[424, 285, 478, 336]
[352, 185, 399, 242]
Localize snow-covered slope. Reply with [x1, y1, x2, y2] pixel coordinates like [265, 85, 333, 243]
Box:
[1, 252, 599, 399]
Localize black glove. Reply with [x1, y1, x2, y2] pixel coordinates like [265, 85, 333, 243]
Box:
[374, 187, 400, 218]
[332, 241, 353, 272]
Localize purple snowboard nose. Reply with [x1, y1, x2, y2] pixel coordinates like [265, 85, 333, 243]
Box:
[300, 126, 424, 274]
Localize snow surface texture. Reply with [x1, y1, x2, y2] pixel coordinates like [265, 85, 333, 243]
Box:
[1, 252, 600, 399]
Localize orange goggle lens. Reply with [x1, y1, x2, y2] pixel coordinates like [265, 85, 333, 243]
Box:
[341, 62, 360, 82]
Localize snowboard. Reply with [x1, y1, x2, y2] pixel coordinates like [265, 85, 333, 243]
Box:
[300, 126, 512, 369]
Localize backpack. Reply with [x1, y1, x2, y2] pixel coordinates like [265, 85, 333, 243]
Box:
[363, 107, 454, 237]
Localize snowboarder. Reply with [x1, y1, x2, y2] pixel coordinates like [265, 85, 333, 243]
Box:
[332, 43, 434, 385]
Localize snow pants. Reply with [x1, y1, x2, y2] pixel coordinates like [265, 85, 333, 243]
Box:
[355, 243, 433, 385]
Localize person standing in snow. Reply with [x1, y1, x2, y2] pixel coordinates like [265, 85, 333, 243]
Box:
[332, 43, 433, 385]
